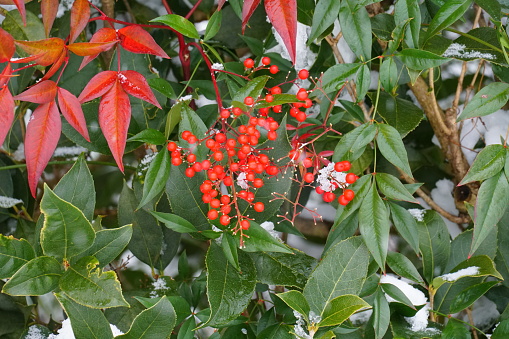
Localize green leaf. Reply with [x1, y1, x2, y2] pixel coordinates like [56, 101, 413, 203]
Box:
[493, 319, 509, 338]
[149, 78, 176, 100]
[472, 171, 509, 254]
[442, 318, 471, 339]
[150, 211, 198, 233]
[338, 0, 371, 60]
[461, 144, 506, 186]
[443, 27, 506, 64]
[458, 83, 509, 121]
[1, 9, 45, 41]
[356, 64, 371, 102]
[254, 94, 300, 108]
[386, 251, 424, 284]
[388, 17, 412, 54]
[235, 222, 292, 253]
[388, 203, 420, 254]
[204, 10, 222, 41]
[449, 280, 499, 314]
[418, 210, 451, 283]
[446, 228, 497, 272]
[359, 182, 390, 269]
[249, 251, 317, 289]
[376, 124, 413, 178]
[308, 0, 341, 43]
[475, 0, 501, 21]
[397, 49, 450, 70]
[151, 14, 200, 39]
[376, 173, 418, 203]
[332, 123, 377, 162]
[379, 57, 398, 94]
[319, 295, 371, 327]
[55, 292, 114, 339]
[178, 104, 209, 160]
[277, 290, 310, 321]
[119, 183, 163, 267]
[138, 150, 171, 209]
[2, 256, 62, 296]
[127, 129, 167, 145]
[221, 233, 240, 271]
[116, 297, 176, 339]
[201, 242, 256, 328]
[394, 0, 421, 48]
[40, 184, 95, 261]
[373, 287, 390, 339]
[321, 63, 361, 93]
[371, 13, 396, 41]
[0, 235, 35, 279]
[424, 0, 474, 44]
[77, 225, 133, 268]
[60, 256, 128, 309]
[303, 237, 370, 315]
[232, 75, 269, 103]
[381, 283, 416, 310]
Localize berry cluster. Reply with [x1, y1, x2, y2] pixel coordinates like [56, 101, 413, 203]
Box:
[313, 160, 359, 206]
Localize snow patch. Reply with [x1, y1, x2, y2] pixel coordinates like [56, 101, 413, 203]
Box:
[443, 43, 496, 60]
[260, 221, 281, 241]
[26, 326, 46, 339]
[0, 196, 23, 208]
[316, 162, 348, 192]
[439, 266, 480, 281]
[53, 146, 88, 158]
[408, 208, 425, 222]
[150, 277, 168, 297]
[48, 318, 124, 338]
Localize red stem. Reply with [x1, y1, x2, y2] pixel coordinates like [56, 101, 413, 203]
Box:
[185, 0, 203, 19]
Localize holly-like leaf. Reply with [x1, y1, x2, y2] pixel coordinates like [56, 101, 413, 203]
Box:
[118, 70, 161, 108]
[56, 87, 90, 142]
[41, 0, 58, 37]
[13, 80, 57, 103]
[67, 41, 117, 56]
[69, 0, 90, 43]
[99, 81, 131, 172]
[241, 0, 261, 33]
[0, 28, 15, 62]
[78, 70, 117, 103]
[0, 86, 15, 146]
[79, 27, 118, 70]
[459, 144, 506, 185]
[14, 37, 65, 66]
[151, 14, 200, 39]
[457, 82, 509, 121]
[0, 234, 35, 279]
[118, 25, 170, 59]
[25, 101, 61, 197]
[265, 0, 297, 64]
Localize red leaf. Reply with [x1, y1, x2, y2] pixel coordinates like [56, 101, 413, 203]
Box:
[99, 81, 130, 172]
[318, 150, 335, 157]
[118, 26, 170, 59]
[14, 38, 66, 66]
[0, 86, 15, 146]
[217, 0, 226, 10]
[118, 70, 161, 108]
[13, 80, 57, 103]
[0, 28, 15, 62]
[12, 0, 26, 26]
[78, 28, 118, 70]
[39, 49, 67, 82]
[241, 0, 261, 33]
[41, 0, 59, 37]
[57, 87, 90, 141]
[68, 41, 117, 56]
[0, 63, 13, 88]
[69, 0, 90, 43]
[265, 0, 297, 64]
[25, 101, 61, 197]
[78, 70, 117, 103]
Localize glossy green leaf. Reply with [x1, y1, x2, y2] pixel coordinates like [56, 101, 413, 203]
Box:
[394, 0, 421, 48]
[149, 78, 176, 100]
[77, 225, 133, 268]
[443, 27, 505, 64]
[397, 49, 450, 70]
[303, 237, 370, 315]
[388, 203, 420, 254]
[390, 315, 443, 338]
[319, 294, 370, 327]
[2, 256, 62, 296]
[116, 297, 176, 339]
[381, 283, 416, 310]
[151, 14, 200, 39]
[127, 129, 167, 145]
[138, 150, 171, 209]
[359, 182, 390, 269]
[277, 290, 310, 321]
[356, 64, 371, 102]
[376, 173, 418, 203]
[376, 124, 413, 178]
[338, 0, 371, 60]
[475, 0, 501, 20]
[371, 13, 396, 41]
[257, 324, 294, 339]
[150, 211, 198, 233]
[446, 228, 497, 273]
[321, 63, 361, 93]
[379, 57, 398, 94]
[204, 10, 222, 41]
[221, 233, 240, 271]
[0, 235, 35, 279]
[178, 104, 209, 160]
[40, 184, 95, 261]
[386, 251, 424, 284]
[200, 242, 256, 328]
[442, 318, 471, 339]
[60, 256, 128, 309]
[232, 75, 269, 103]
[55, 292, 114, 339]
[458, 83, 509, 121]
[332, 123, 377, 162]
[472, 171, 509, 254]
[235, 222, 292, 253]
[460, 144, 506, 185]
[424, 0, 474, 44]
[308, 0, 341, 43]
[387, 17, 412, 53]
[449, 280, 499, 314]
[373, 287, 390, 339]
[254, 94, 300, 108]
[418, 210, 451, 283]
[493, 319, 509, 338]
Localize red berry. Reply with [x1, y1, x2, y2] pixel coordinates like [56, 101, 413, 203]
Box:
[304, 172, 314, 183]
[187, 135, 198, 144]
[298, 69, 309, 80]
[253, 178, 264, 188]
[210, 199, 220, 209]
[338, 194, 349, 206]
[171, 150, 181, 158]
[269, 65, 279, 74]
[315, 186, 324, 194]
[220, 214, 230, 226]
[172, 157, 182, 166]
[208, 209, 218, 220]
[272, 105, 282, 113]
[185, 167, 195, 178]
[261, 56, 271, 65]
[221, 205, 231, 214]
[213, 151, 224, 161]
[290, 107, 300, 117]
[202, 159, 211, 170]
[271, 87, 282, 94]
[296, 90, 308, 101]
[244, 58, 255, 68]
[241, 219, 251, 230]
[253, 201, 264, 212]
[304, 98, 313, 108]
[265, 94, 274, 103]
[334, 162, 346, 172]
[266, 165, 278, 175]
[346, 173, 358, 184]
[226, 138, 236, 148]
[344, 189, 355, 201]
[233, 107, 243, 116]
[259, 107, 270, 116]
[244, 96, 254, 106]
[215, 133, 226, 143]
[296, 111, 307, 122]
[200, 181, 213, 193]
[167, 142, 177, 151]
[220, 109, 230, 119]
[267, 130, 277, 140]
[187, 153, 196, 163]
[220, 195, 231, 204]
[303, 157, 313, 168]
[192, 162, 203, 172]
[205, 139, 216, 149]
[268, 121, 279, 131]
[181, 130, 192, 140]
[322, 192, 336, 203]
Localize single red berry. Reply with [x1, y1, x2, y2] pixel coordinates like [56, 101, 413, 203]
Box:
[244, 96, 254, 106]
[346, 173, 358, 184]
[202, 159, 211, 170]
[244, 58, 255, 68]
[290, 107, 299, 117]
[238, 190, 248, 200]
[322, 192, 336, 203]
[253, 201, 265, 212]
[205, 139, 216, 149]
[213, 165, 224, 174]
[303, 157, 313, 168]
[269, 65, 279, 74]
[271, 86, 282, 94]
[226, 138, 236, 148]
[267, 130, 277, 140]
[259, 107, 270, 116]
[304, 98, 313, 108]
[261, 56, 271, 65]
[185, 167, 195, 178]
[192, 162, 203, 172]
[265, 94, 274, 103]
[296, 89, 308, 101]
[221, 205, 231, 214]
[167, 142, 177, 152]
[210, 199, 221, 209]
[220, 195, 231, 204]
[304, 172, 314, 183]
[187, 135, 198, 144]
[298, 69, 309, 80]
[213, 151, 224, 161]
[223, 176, 233, 186]
[208, 209, 218, 220]
[249, 117, 258, 126]
[171, 150, 181, 158]
[315, 186, 324, 194]
[187, 153, 196, 163]
[334, 162, 346, 172]
[233, 107, 243, 116]
[253, 178, 264, 188]
[241, 219, 251, 230]
[272, 105, 282, 113]
[220, 214, 230, 226]
[181, 130, 192, 140]
[338, 194, 349, 206]
[266, 165, 278, 175]
[230, 162, 240, 172]
[202, 193, 212, 203]
[344, 189, 355, 201]
[296, 111, 307, 122]
[220, 109, 230, 119]
[200, 181, 213, 193]
[215, 132, 226, 143]
[172, 157, 182, 166]
[247, 191, 255, 202]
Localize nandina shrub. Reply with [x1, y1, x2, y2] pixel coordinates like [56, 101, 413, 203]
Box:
[1, 0, 509, 338]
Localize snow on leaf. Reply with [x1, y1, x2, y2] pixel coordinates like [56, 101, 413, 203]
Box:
[57, 87, 90, 141]
[118, 70, 161, 108]
[118, 25, 170, 59]
[265, 0, 297, 64]
[13, 80, 57, 104]
[442, 43, 496, 60]
[78, 70, 117, 103]
[69, 0, 90, 43]
[438, 266, 480, 282]
[0, 86, 15, 146]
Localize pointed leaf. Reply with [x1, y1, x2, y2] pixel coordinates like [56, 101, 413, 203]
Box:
[69, 0, 90, 43]
[373, 287, 391, 339]
[308, 0, 340, 43]
[394, 0, 421, 48]
[0, 28, 15, 62]
[376, 123, 413, 178]
[397, 49, 451, 70]
[118, 25, 170, 59]
[204, 10, 222, 41]
[386, 251, 424, 284]
[150, 211, 198, 233]
[232, 75, 269, 103]
[321, 63, 361, 94]
[376, 173, 418, 203]
[0, 87, 15, 146]
[339, 0, 371, 60]
[25, 101, 61, 197]
[235, 222, 292, 253]
[151, 14, 200, 39]
[459, 144, 506, 185]
[359, 182, 391, 269]
[241, 0, 261, 33]
[13, 80, 57, 104]
[2, 256, 62, 296]
[449, 280, 499, 314]
[277, 290, 310, 321]
[68, 41, 117, 56]
[14, 37, 65, 66]
[99, 81, 130, 172]
[41, 0, 59, 37]
[127, 128, 167, 145]
[118, 70, 161, 108]
[78, 70, 117, 103]
[138, 151, 171, 208]
[458, 82, 509, 121]
[0, 234, 35, 279]
[424, 0, 473, 44]
[265, 0, 297, 64]
[320, 295, 371, 327]
[79, 27, 118, 70]
[12, 0, 26, 26]
[356, 64, 371, 102]
[40, 184, 96, 261]
[57, 87, 90, 141]
[388, 202, 420, 254]
[332, 123, 377, 162]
